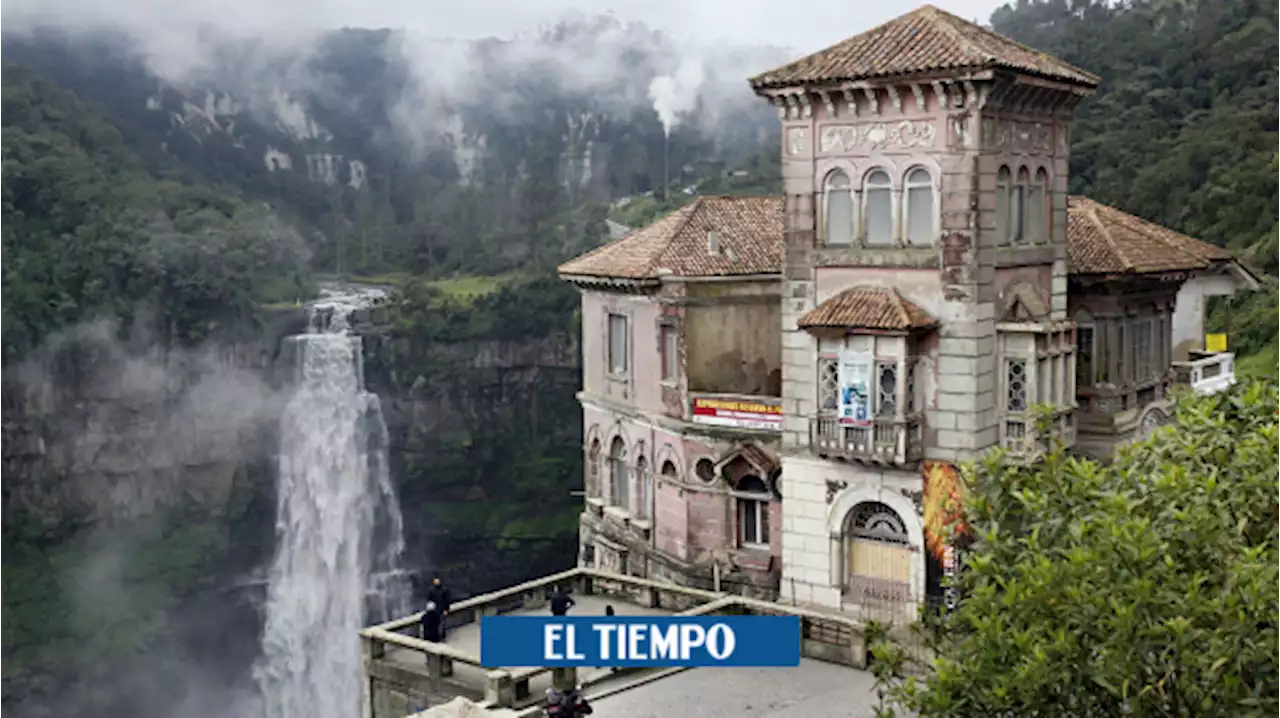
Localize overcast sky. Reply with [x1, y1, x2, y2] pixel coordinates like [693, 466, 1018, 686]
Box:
[4, 0, 1008, 53]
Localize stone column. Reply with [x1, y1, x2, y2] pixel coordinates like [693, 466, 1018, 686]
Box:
[552, 667, 578, 692]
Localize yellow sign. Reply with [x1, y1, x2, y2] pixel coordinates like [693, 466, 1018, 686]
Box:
[1205, 333, 1227, 353]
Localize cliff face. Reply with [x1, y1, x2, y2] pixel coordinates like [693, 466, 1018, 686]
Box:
[360, 314, 584, 597]
[0, 310, 305, 717]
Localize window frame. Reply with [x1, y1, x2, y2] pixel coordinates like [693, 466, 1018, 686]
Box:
[823, 169, 855, 246]
[608, 437, 629, 510]
[1012, 167, 1030, 244]
[903, 167, 934, 247]
[861, 168, 894, 247]
[607, 312, 629, 376]
[634, 455, 650, 520]
[996, 166, 1012, 245]
[659, 322, 679, 381]
[735, 475, 772, 548]
[1031, 168, 1050, 243]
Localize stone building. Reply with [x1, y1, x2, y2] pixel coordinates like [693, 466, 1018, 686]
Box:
[747, 4, 1255, 613]
[558, 5, 1255, 611]
[557, 196, 788, 597]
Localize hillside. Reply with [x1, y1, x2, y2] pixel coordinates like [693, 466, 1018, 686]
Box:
[992, 0, 1278, 377]
[1, 19, 787, 279]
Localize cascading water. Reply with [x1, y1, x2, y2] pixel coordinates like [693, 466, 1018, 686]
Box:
[253, 285, 411, 718]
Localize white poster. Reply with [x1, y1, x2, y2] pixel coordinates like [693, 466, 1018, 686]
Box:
[837, 352, 873, 426]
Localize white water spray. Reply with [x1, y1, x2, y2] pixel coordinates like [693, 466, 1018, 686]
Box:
[253, 285, 410, 718]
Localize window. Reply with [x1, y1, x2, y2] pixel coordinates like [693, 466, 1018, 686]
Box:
[904, 167, 934, 246]
[1029, 169, 1049, 243]
[996, 166, 1012, 244]
[876, 362, 897, 418]
[736, 475, 771, 547]
[661, 460, 678, 480]
[586, 439, 601, 497]
[862, 169, 893, 246]
[1012, 168, 1030, 244]
[607, 314, 628, 375]
[818, 357, 839, 411]
[1076, 325, 1095, 389]
[609, 437, 629, 510]
[1006, 359, 1028, 412]
[634, 456, 650, 519]
[1134, 319, 1153, 382]
[824, 170, 854, 246]
[1116, 324, 1126, 384]
[660, 324, 678, 381]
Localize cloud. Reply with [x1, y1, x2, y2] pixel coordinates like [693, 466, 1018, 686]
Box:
[1, 0, 1007, 152]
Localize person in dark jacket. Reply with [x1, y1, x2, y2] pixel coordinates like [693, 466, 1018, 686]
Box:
[421, 575, 451, 642]
[549, 585, 575, 616]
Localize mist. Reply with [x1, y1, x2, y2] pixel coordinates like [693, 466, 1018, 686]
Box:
[3, 316, 289, 718]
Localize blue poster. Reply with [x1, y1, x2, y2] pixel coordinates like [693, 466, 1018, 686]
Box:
[479, 615, 801, 668]
[838, 353, 872, 426]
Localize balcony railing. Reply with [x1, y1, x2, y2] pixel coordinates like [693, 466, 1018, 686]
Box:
[810, 414, 923, 466]
[1172, 351, 1235, 395]
[688, 392, 783, 432]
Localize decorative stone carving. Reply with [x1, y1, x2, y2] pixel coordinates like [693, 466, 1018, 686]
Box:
[1056, 124, 1070, 155]
[862, 87, 879, 115]
[842, 89, 858, 117]
[773, 97, 786, 121]
[886, 85, 902, 114]
[910, 84, 926, 113]
[950, 115, 973, 150]
[818, 120, 937, 153]
[825, 478, 848, 504]
[962, 80, 978, 109]
[817, 90, 835, 118]
[1139, 407, 1166, 439]
[930, 81, 947, 109]
[799, 93, 813, 119]
[984, 119, 1053, 153]
[786, 127, 809, 157]
[784, 95, 799, 120]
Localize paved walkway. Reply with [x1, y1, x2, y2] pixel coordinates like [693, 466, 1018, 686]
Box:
[590, 659, 882, 718]
[381, 595, 674, 706]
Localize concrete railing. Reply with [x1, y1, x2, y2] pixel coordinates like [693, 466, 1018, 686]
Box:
[363, 566, 881, 717]
[1172, 351, 1235, 395]
[363, 567, 729, 712]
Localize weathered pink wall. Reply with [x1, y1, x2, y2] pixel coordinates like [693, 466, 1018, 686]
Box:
[580, 290, 667, 416]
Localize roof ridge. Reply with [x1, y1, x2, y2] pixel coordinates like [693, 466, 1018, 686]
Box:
[886, 286, 912, 327]
[1083, 197, 1132, 272]
[930, 5, 1100, 83]
[919, 5, 987, 61]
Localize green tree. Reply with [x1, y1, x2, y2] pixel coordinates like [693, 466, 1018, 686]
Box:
[871, 382, 1279, 717]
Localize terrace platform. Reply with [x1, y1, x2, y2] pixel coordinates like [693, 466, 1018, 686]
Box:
[363, 568, 883, 718]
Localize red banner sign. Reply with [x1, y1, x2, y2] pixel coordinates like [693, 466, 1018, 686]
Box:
[691, 397, 783, 431]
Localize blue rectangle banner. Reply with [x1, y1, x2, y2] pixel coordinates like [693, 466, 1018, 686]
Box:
[480, 615, 801, 668]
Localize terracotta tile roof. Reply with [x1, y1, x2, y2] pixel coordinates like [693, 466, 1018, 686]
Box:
[1066, 196, 1232, 276]
[799, 285, 937, 332]
[557, 196, 784, 281]
[749, 5, 1099, 90]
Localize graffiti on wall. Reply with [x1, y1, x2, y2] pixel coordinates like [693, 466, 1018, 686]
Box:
[922, 461, 966, 608]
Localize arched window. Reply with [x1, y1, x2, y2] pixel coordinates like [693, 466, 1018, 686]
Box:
[609, 437, 629, 510]
[996, 166, 1012, 245]
[824, 170, 854, 246]
[903, 167, 934, 246]
[847, 501, 909, 545]
[634, 455, 650, 520]
[736, 475, 771, 547]
[863, 169, 893, 246]
[1013, 167, 1030, 244]
[1030, 168, 1049, 243]
[587, 439, 601, 497]
[661, 459, 678, 479]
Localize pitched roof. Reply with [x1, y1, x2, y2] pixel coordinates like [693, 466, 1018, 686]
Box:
[799, 285, 938, 332]
[557, 196, 784, 282]
[1066, 196, 1232, 276]
[749, 5, 1099, 90]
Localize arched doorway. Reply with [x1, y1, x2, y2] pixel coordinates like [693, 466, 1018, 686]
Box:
[844, 501, 912, 606]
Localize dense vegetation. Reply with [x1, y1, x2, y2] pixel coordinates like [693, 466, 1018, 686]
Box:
[870, 382, 1279, 716]
[0, 63, 311, 361]
[992, 0, 1279, 378]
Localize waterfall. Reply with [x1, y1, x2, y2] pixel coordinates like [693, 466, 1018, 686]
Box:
[252, 286, 410, 718]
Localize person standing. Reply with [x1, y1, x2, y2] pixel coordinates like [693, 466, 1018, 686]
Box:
[421, 575, 452, 642]
[550, 585, 576, 616]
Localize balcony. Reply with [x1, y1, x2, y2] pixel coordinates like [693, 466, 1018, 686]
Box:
[1172, 351, 1235, 395]
[688, 392, 783, 433]
[810, 414, 923, 466]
